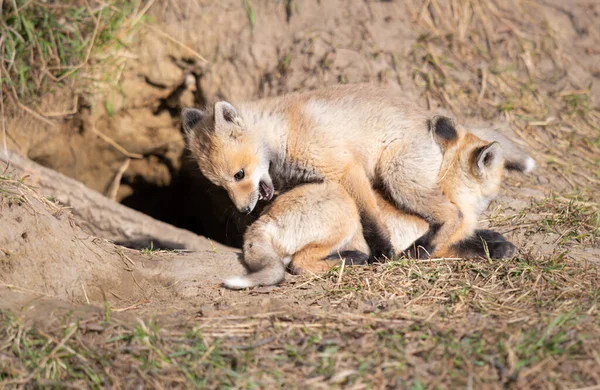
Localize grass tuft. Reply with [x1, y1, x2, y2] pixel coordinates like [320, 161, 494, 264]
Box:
[0, 0, 146, 108]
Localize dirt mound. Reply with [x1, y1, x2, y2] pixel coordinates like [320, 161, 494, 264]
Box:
[0, 171, 244, 309]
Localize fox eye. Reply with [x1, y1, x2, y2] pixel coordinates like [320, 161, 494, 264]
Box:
[234, 169, 245, 181]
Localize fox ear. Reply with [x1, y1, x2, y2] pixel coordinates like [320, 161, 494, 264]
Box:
[214, 101, 242, 128]
[181, 108, 204, 134]
[429, 115, 458, 150]
[475, 141, 503, 176]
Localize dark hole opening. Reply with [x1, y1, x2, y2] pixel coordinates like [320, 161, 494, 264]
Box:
[117, 148, 258, 250]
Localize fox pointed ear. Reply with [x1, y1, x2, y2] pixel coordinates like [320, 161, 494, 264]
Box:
[429, 115, 458, 150]
[475, 142, 503, 176]
[181, 108, 204, 134]
[214, 101, 242, 127]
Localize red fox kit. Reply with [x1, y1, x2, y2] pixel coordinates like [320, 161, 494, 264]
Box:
[222, 123, 529, 289]
[223, 182, 370, 289]
[182, 84, 532, 260]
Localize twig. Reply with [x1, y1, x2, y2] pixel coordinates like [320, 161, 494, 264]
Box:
[16, 100, 56, 128]
[207, 238, 219, 253]
[130, 0, 156, 27]
[92, 126, 143, 159]
[528, 117, 556, 126]
[82, 283, 90, 305]
[0, 37, 8, 162]
[415, 257, 463, 263]
[0, 283, 55, 298]
[41, 95, 79, 117]
[566, 385, 600, 390]
[336, 257, 346, 287]
[106, 158, 130, 200]
[143, 23, 208, 63]
[111, 300, 148, 312]
[558, 89, 589, 97]
[554, 196, 599, 208]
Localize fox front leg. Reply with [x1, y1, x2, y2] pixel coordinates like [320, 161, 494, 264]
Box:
[400, 193, 463, 259]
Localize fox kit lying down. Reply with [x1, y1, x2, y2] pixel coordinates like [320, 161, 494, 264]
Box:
[223, 123, 529, 289]
[223, 182, 371, 289]
[182, 84, 534, 260]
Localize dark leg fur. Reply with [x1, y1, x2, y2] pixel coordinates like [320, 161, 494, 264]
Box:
[361, 215, 395, 261]
[324, 250, 370, 265]
[402, 223, 441, 259]
[450, 229, 517, 259]
[403, 229, 516, 259]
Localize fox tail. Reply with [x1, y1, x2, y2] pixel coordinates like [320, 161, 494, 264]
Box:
[223, 256, 285, 290]
[470, 126, 535, 173]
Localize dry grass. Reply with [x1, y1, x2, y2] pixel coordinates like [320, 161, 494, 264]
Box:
[0, 0, 148, 117]
[0, 166, 64, 215]
[1, 254, 598, 388]
[492, 195, 600, 249]
[406, 0, 600, 193]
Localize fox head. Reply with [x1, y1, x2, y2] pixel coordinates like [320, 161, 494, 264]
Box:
[182, 102, 274, 214]
[430, 115, 505, 215]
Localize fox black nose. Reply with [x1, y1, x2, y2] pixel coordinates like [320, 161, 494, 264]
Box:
[242, 206, 251, 214]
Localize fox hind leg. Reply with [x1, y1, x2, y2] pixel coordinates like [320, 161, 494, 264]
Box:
[289, 228, 368, 274]
[322, 227, 371, 266]
[323, 250, 370, 266]
[339, 163, 394, 260]
[289, 244, 340, 275]
[390, 189, 463, 259]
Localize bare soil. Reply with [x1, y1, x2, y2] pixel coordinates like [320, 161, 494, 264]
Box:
[1, 0, 599, 388]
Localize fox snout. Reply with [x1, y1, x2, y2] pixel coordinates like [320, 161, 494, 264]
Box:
[239, 205, 253, 214]
[230, 177, 274, 215]
[231, 193, 257, 215]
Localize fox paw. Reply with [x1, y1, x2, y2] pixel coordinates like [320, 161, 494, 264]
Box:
[449, 230, 517, 259]
[324, 250, 370, 265]
[362, 221, 395, 261]
[475, 230, 517, 258]
[367, 242, 395, 262]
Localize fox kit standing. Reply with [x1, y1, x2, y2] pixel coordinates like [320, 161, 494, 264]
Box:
[182, 84, 529, 258]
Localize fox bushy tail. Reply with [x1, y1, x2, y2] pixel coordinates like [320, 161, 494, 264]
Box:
[470, 126, 535, 173]
[223, 261, 285, 289]
[223, 233, 286, 289]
